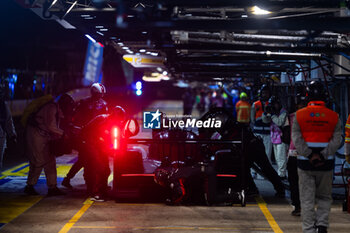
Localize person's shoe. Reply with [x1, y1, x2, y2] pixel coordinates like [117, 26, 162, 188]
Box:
[316, 226, 327, 233]
[24, 185, 39, 195]
[291, 206, 301, 216]
[62, 177, 73, 189]
[275, 190, 285, 198]
[47, 187, 65, 196]
[90, 195, 105, 202]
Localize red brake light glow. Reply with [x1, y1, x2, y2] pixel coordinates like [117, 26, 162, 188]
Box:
[113, 127, 118, 150]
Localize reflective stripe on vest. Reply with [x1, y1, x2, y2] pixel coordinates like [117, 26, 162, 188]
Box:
[298, 155, 335, 160]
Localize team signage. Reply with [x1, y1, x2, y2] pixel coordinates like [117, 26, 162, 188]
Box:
[83, 41, 104, 85]
[123, 55, 165, 68]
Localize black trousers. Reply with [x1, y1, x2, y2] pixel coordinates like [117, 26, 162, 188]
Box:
[287, 156, 300, 208]
[247, 138, 285, 193]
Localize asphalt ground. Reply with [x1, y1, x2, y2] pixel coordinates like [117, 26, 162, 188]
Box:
[0, 152, 350, 233]
[1, 101, 350, 233]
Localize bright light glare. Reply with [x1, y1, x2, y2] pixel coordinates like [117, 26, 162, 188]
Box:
[85, 34, 96, 43]
[251, 6, 271, 15]
[136, 81, 142, 90]
[113, 139, 118, 149]
[136, 89, 142, 96]
[114, 127, 118, 138]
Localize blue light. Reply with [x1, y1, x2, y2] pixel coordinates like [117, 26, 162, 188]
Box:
[136, 89, 142, 96]
[136, 81, 142, 90]
[12, 74, 17, 83]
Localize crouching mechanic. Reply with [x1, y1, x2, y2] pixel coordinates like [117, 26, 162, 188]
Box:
[80, 106, 126, 201]
[292, 81, 342, 233]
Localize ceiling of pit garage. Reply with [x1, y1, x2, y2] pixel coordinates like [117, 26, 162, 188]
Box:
[16, 0, 350, 82]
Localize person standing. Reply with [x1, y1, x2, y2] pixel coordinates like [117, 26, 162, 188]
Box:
[0, 93, 17, 169]
[235, 92, 251, 124]
[251, 84, 272, 160]
[292, 81, 342, 233]
[24, 94, 74, 196]
[267, 96, 288, 179]
[62, 83, 108, 189]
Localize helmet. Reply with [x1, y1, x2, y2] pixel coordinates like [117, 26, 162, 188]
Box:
[154, 168, 170, 187]
[240, 92, 248, 99]
[90, 83, 106, 97]
[111, 106, 126, 122]
[306, 81, 326, 101]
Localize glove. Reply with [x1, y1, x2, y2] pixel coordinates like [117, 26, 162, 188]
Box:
[346, 154, 350, 164]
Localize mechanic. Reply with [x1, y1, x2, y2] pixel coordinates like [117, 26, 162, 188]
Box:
[24, 94, 74, 196]
[251, 84, 272, 162]
[292, 81, 342, 233]
[80, 106, 126, 201]
[266, 96, 288, 179]
[344, 114, 350, 164]
[62, 83, 108, 189]
[235, 92, 251, 124]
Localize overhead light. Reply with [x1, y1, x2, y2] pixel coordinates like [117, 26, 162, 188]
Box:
[127, 15, 135, 18]
[126, 50, 134, 54]
[48, 0, 58, 10]
[63, 1, 78, 19]
[81, 14, 90, 17]
[156, 67, 163, 72]
[117, 42, 124, 46]
[241, 14, 248, 18]
[85, 17, 94, 20]
[85, 34, 96, 43]
[96, 31, 104, 36]
[142, 31, 147, 34]
[122, 46, 129, 50]
[100, 28, 108, 31]
[95, 25, 104, 28]
[250, 6, 271, 15]
[150, 52, 158, 56]
[139, 49, 146, 53]
[162, 71, 168, 76]
[110, 37, 117, 40]
[162, 76, 170, 81]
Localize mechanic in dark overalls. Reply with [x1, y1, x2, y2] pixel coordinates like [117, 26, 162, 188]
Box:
[62, 83, 108, 190]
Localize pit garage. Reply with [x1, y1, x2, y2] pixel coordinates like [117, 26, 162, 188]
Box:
[1, 1, 350, 233]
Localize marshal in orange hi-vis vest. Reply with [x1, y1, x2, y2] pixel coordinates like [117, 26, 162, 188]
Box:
[235, 100, 251, 123]
[296, 101, 338, 148]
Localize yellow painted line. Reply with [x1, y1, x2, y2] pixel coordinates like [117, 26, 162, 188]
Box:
[0, 195, 43, 223]
[0, 163, 28, 179]
[58, 198, 93, 233]
[255, 196, 283, 233]
[72, 226, 272, 231]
